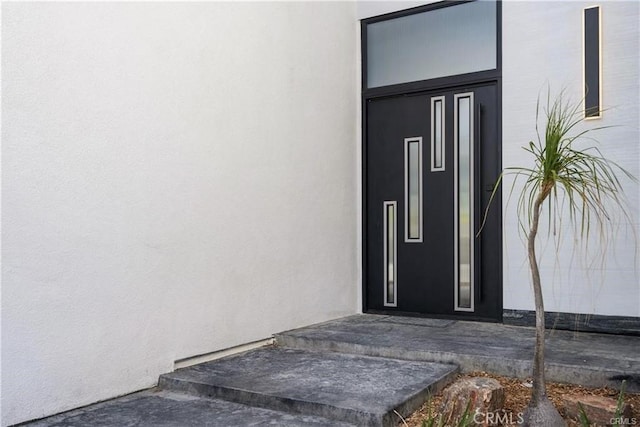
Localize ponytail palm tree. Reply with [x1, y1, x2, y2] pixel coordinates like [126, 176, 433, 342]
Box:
[485, 89, 635, 426]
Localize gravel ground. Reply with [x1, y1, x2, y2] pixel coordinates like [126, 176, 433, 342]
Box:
[402, 372, 640, 427]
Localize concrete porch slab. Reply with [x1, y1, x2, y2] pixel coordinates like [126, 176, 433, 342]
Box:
[275, 314, 640, 392]
[159, 346, 458, 427]
[23, 390, 357, 427]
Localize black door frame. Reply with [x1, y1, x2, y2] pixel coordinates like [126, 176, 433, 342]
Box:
[361, 0, 503, 321]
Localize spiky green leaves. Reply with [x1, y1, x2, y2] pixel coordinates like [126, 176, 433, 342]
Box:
[481, 87, 635, 244]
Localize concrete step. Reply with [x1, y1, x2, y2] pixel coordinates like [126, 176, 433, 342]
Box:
[25, 390, 356, 427]
[274, 314, 640, 392]
[159, 346, 458, 427]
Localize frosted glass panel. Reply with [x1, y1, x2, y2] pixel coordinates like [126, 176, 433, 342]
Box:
[455, 94, 473, 311]
[431, 97, 445, 171]
[405, 138, 422, 241]
[384, 201, 397, 307]
[367, 1, 497, 88]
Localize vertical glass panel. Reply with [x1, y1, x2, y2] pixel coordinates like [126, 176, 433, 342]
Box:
[366, 1, 497, 88]
[455, 94, 473, 311]
[405, 137, 422, 242]
[431, 97, 445, 171]
[584, 6, 601, 118]
[384, 201, 397, 306]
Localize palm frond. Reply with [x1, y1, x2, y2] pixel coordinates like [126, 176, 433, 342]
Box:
[480, 89, 636, 251]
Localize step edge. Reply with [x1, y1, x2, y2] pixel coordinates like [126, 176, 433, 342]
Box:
[276, 334, 638, 391]
[159, 375, 383, 426]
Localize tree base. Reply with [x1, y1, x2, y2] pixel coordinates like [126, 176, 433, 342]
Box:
[522, 396, 566, 427]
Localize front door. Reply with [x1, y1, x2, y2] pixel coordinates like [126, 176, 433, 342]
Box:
[365, 83, 501, 320]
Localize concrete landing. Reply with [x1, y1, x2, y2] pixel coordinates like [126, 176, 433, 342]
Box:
[25, 390, 356, 427]
[275, 314, 640, 392]
[159, 346, 458, 426]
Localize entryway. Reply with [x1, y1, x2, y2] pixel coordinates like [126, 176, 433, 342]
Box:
[362, 0, 503, 321]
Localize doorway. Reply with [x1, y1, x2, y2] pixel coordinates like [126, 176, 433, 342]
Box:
[364, 83, 502, 320]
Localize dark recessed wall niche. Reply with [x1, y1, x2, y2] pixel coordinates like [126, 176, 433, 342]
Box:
[584, 6, 601, 118]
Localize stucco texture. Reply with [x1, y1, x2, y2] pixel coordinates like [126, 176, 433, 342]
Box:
[1, 2, 359, 425]
[501, 1, 640, 317]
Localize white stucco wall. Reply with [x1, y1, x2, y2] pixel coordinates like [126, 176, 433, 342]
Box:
[1, 2, 358, 425]
[502, 1, 640, 316]
[357, 1, 432, 20]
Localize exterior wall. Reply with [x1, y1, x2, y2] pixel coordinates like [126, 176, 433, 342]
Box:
[502, 1, 640, 317]
[1, 2, 358, 425]
[357, 1, 434, 20]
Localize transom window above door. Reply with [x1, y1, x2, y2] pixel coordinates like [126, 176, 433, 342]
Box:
[365, 1, 498, 88]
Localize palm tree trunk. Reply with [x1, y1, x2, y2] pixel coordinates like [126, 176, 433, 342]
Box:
[523, 183, 566, 426]
[528, 187, 548, 404]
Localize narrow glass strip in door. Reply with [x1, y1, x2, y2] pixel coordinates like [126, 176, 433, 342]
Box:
[454, 93, 474, 312]
[383, 201, 398, 307]
[404, 137, 423, 242]
[431, 96, 445, 171]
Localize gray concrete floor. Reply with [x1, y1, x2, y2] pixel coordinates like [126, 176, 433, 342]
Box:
[277, 314, 640, 391]
[22, 314, 640, 426]
[25, 390, 357, 427]
[159, 346, 457, 426]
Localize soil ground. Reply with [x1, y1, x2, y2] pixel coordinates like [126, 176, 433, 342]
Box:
[403, 372, 640, 427]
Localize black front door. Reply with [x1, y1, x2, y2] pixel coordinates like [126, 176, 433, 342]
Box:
[365, 83, 501, 320]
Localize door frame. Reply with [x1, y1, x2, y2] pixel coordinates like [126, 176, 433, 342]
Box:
[361, 0, 503, 321]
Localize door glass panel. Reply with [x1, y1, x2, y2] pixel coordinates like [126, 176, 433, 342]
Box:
[366, 1, 497, 88]
[455, 93, 474, 311]
[431, 97, 445, 171]
[384, 201, 397, 306]
[405, 137, 422, 242]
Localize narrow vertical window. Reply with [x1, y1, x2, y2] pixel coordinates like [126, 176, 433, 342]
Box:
[584, 6, 601, 118]
[431, 97, 445, 172]
[383, 201, 397, 307]
[454, 93, 474, 312]
[405, 137, 423, 242]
